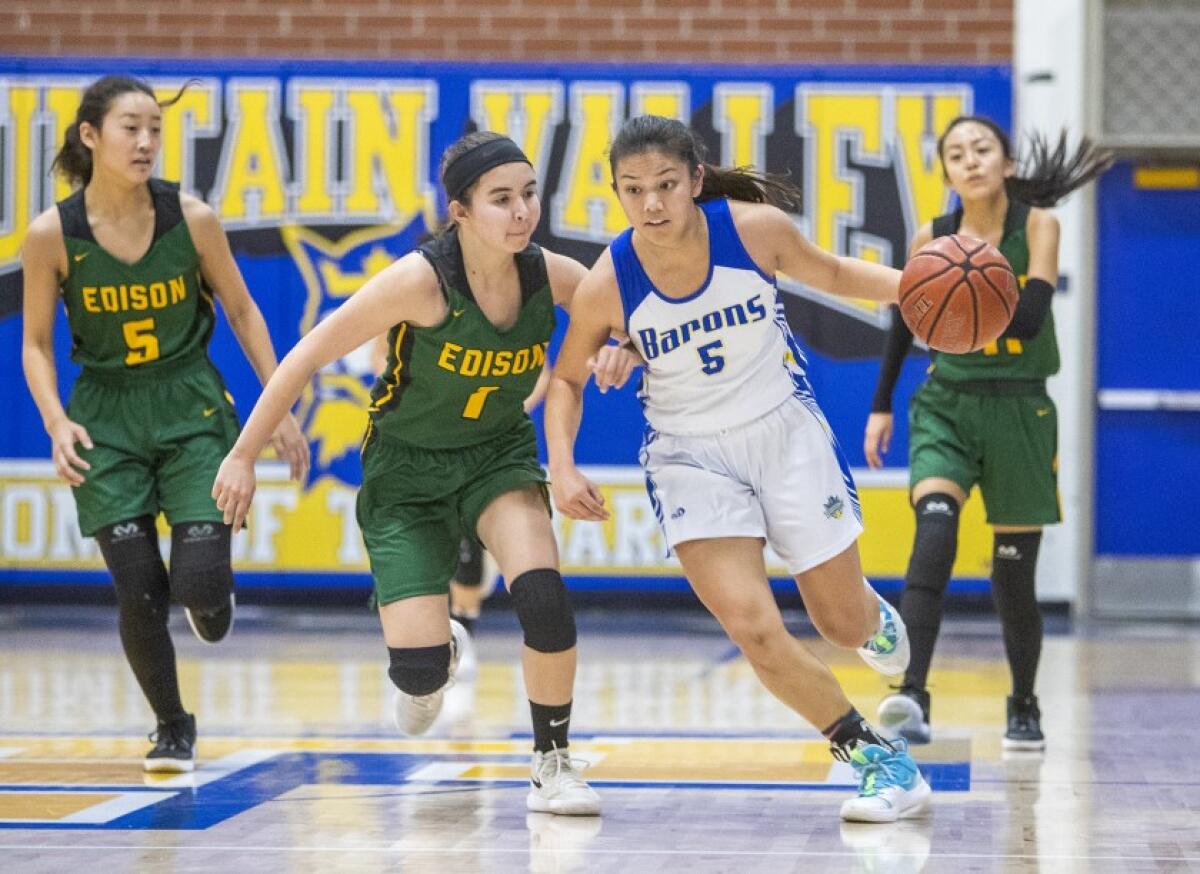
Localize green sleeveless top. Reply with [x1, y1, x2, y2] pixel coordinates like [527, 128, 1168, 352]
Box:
[928, 199, 1060, 381]
[367, 227, 555, 450]
[57, 179, 214, 378]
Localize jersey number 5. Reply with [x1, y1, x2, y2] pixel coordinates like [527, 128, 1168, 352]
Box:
[123, 318, 161, 366]
[697, 340, 725, 375]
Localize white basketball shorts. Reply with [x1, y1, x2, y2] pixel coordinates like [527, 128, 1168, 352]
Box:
[640, 393, 864, 575]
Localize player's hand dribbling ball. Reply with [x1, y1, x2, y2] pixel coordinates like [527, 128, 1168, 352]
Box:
[898, 234, 1019, 354]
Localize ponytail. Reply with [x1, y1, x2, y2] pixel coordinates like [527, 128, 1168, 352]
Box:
[937, 115, 1112, 208]
[698, 164, 801, 211]
[1007, 130, 1113, 208]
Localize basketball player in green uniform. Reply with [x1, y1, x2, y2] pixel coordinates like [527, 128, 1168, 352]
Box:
[215, 132, 636, 816]
[21, 76, 309, 772]
[863, 116, 1110, 749]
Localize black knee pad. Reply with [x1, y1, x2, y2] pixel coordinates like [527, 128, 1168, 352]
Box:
[454, 538, 484, 588]
[96, 515, 170, 621]
[906, 493, 961, 592]
[169, 522, 233, 613]
[387, 644, 451, 695]
[509, 568, 576, 654]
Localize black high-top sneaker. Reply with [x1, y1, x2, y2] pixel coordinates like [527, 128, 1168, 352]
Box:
[1003, 694, 1045, 751]
[144, 713, 197, 773]
[185, 593, 235, 644]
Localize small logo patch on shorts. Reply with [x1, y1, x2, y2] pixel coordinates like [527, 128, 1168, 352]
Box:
[823, 495, 844, 520]
[671, 507, 686, 519]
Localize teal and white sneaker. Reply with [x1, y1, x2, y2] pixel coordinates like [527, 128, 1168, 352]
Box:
[840, 739, 932, 823]
[857, 585, 910, 676]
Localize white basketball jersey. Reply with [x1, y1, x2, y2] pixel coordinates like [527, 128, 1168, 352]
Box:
[612, 198, 813, 435]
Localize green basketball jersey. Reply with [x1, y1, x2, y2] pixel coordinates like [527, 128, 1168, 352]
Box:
[929, 199, 1060, 381]
[57, 179, 214, 377]
[367, 227, 555, 450]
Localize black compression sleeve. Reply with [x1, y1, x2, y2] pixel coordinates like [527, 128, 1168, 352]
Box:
[1004, 277, 1055, 339]
[870, 306, 916, 413]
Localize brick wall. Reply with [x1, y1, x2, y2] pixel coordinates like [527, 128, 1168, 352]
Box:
[2, 0, 1012, 64]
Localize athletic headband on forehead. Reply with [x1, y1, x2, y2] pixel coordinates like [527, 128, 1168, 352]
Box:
[442, 137, 531, 203]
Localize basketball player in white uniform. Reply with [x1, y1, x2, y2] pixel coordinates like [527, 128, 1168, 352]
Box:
[544, 116, 931, 822]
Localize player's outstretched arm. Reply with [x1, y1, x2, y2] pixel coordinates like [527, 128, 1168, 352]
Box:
[545, 252, 625, 522]
[545, 248, 641, 393]
[735, 201, 901, 303]
[213, 253, 442, 528]
[184, 194, 311, 482]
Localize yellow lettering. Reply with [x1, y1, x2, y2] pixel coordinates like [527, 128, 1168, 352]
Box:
[169, 276, 186, 304]
[438, 342, 463, 372]
[532, 343, 546, 368]
[288, 81, 337, 216]
[894, 90, 970, 237]
[149, 283, 167, 308]
[461, 348, 483, 377]
[155, 79, 219, 190]
[211, 80, 289, 223]
[129, 285, 148, 310]
[714, 85, 773, 169]
[513, 348, 530, 375]
[0, 86, 38, 268]
[118, 284, 129, 311]
[344, 83, 436, 222]
[631, 83, 689, 121]
[796, 90, 885, 255]
[553, 84, 626, 242]
[480, 349, 495, 376]
[45, 84, 83, 203]
[83, 287, 99, 313]
[471, 83, 564, 185]
[100, 286, 118, 312]
[492, 350, 513, 376]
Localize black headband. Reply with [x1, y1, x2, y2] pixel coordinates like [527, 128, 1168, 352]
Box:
[442, 137, 531, 203]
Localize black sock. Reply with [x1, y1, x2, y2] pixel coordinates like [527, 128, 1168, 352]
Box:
[822, 708, 892, 758]
[451, 612, 476, 636]
[991, 531, 1044, 699]
[97, 517, 186, 723]
[899, 493, 961, 690]
[530, 700, 572, 753]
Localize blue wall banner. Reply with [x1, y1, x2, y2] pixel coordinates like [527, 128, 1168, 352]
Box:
[0, 57, 1011, 591]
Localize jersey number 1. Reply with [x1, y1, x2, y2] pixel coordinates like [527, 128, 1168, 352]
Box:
[462, 385, 500, 420]
[123, 318, 161, 366]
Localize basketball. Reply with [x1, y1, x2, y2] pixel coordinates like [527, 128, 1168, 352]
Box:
[898, 234, 1019, 354]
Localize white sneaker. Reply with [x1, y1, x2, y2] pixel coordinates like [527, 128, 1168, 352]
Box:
[452, 619, 479, 682]
[878, 689, 931, 744]
[392, 621, 466, 736]
[857, 584, 910, 676]
[527, 747, 601, 816]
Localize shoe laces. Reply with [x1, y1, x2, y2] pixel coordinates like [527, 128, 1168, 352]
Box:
[537, 744, 590, 790]
[148, 718, 191, 750]
[864, 608, 897, 654]
[848, 741, 908, 797]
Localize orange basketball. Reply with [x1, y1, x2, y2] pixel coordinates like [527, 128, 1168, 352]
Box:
[898, 234, 1019, 354]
